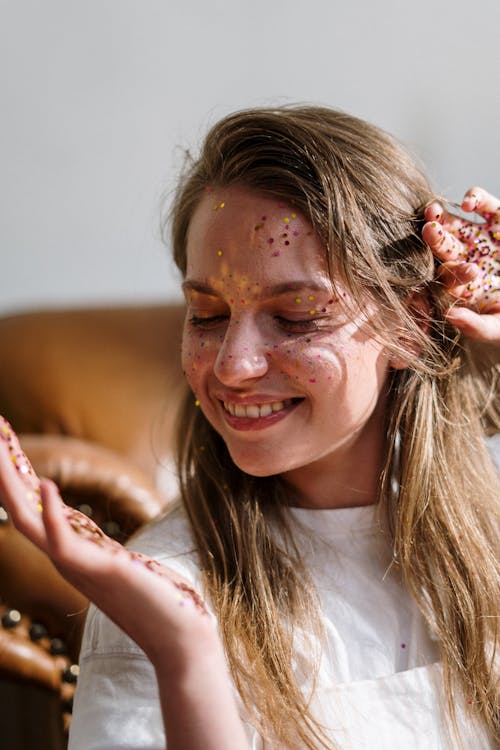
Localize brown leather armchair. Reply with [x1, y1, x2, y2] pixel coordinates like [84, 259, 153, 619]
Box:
[0, 304, 187, 749]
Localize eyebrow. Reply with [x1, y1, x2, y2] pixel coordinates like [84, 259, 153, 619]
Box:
[182, 280, 331, 297]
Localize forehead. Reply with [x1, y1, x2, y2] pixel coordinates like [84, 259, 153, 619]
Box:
[185, 186, 331, 289]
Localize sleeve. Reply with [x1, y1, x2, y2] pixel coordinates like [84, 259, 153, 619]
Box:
[68, 604, 166, 750]
[69, 604, 265, 750]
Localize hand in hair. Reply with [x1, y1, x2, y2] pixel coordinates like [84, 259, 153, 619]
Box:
[0, 416, 249, 750]
[422, 186, 500, 344]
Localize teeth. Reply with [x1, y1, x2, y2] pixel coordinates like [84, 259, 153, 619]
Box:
[246, 405, 261, 418]
[223, 399, 292, 418]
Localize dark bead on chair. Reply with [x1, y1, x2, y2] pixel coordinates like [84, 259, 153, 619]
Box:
[62, 664, 79, 684]
[76, 504, 94, 518]
[1, 609, 22, 628]
[102, 520, 121, 537]
[61, 697, 74, 714]
[29, 622, 49, 641]
[50, 637, 68, 655]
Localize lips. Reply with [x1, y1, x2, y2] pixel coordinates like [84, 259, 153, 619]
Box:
[223, 399, 293, 418]
[217, 397, 302, 431]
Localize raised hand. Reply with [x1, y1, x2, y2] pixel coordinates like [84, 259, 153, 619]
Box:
[422, 187, 500, 343]
[0, 417, 210, 668]
[0, 416, 250, 748]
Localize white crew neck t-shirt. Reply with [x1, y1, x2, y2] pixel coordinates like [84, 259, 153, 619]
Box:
[69, 503, 494, 749]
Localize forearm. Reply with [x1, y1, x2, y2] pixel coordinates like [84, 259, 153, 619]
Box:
[155, 644, 251, 750]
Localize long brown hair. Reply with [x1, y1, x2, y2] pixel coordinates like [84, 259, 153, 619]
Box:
[166, 107, 499, 748]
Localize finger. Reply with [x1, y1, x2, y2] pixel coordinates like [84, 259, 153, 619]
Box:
[0, 417, 41, 494]
[438, 261, 479, 288]
[422, 221, 466, 261]
[39, 479, 71, 559]
[461, 187, 500, 221]
[40, 480, 126, 594]
[445, 306, 500, 343]
[0, 438, 47, 549]
[424, 202, 465, 234]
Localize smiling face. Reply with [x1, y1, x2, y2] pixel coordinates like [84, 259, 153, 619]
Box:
[182, 186, 392, 507]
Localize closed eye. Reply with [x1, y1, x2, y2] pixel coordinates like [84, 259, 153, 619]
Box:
[275, 316, 326, 332]
[188, 314, 228, 329]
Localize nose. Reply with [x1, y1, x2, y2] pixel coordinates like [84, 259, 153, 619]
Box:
[213, 316, 269, 386]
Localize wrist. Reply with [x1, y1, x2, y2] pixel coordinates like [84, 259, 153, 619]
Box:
[149, 616, 224, 681]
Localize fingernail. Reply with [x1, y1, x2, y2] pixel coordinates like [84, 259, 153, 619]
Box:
[465, 193, 479, 210]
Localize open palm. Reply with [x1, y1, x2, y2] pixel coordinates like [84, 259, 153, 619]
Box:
[0, 417, 213, 669]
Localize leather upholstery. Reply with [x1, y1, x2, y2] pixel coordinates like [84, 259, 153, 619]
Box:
[0, 304, 186, 477]
[0, 304, 187, 748]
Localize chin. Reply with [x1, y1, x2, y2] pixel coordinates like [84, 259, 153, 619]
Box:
[232, 459, 279, 478]
[227, 447, 299, 478]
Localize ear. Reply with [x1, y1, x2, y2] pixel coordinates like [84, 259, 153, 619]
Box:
[388, 291, 432, 371]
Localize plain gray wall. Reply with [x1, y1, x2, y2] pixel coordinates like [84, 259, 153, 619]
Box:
[1, 0, 499, 315]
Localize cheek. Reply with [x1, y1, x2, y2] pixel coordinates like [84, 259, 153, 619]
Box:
[272, 334, 349, 385]
[181, 329, 221, 382]
[274, 334, 385, 389]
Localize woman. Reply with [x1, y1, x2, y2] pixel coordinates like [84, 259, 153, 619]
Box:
[0, 107, 498, 749]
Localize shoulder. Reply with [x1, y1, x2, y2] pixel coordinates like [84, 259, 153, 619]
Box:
[127, 500, 197, 564]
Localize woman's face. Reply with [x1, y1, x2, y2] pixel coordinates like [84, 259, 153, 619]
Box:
[182, 186, 392, 501]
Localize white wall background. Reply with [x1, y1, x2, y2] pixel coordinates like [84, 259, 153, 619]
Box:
[1, 0, 499, 315]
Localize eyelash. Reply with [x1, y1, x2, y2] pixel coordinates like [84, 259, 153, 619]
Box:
[188, 315, 324, 333]
[274, 316, 324, 332]
[188, 315, 227, 329]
